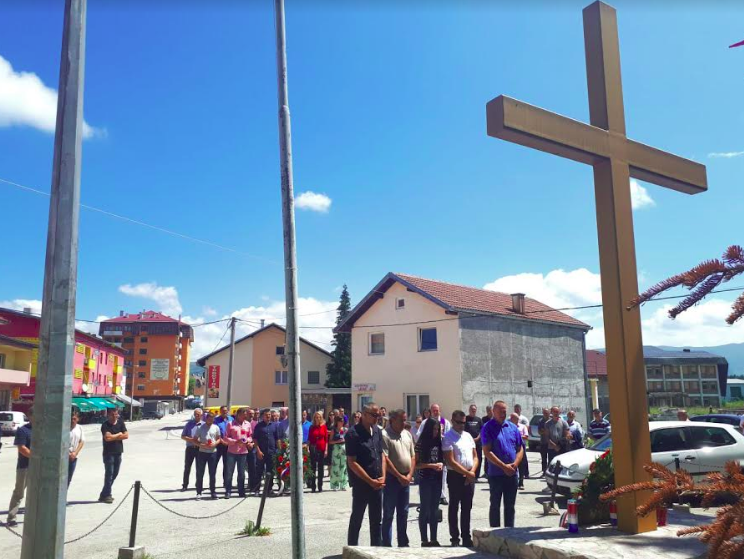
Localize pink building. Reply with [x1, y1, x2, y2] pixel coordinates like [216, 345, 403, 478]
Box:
[0, 307, 127, 401]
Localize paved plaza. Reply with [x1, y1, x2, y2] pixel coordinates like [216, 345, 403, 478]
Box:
[0, 414, 607, 558]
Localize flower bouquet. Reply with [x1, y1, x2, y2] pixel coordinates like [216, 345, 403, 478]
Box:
[274, 439, 312, 491]
[572, 450, 614, 525]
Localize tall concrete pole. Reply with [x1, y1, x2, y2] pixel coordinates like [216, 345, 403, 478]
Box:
[21, 1, 87, 557]
[273, 1, 305, 557]
[226, 317, 236, 411]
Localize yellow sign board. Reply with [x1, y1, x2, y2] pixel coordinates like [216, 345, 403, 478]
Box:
[75, 344, 85, 354]
[74, 369, 83, 379]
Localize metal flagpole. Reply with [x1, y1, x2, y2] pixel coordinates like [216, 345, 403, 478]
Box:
[273, 1, 306, 557]
[21, 1, 87, 557]
[226, 317, 236, 411]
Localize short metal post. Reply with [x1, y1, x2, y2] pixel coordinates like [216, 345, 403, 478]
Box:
[674, 457, 680, 472]
[129, 481, 141, 548]
[255, 473, 272, 530]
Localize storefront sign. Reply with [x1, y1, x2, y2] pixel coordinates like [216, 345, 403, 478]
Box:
[74, 368, 83, 379]
[208, 365, 220, 398]
[150, 358, 170, 381]
[75, 344, 84, 354]
[352, 383, 376, 392]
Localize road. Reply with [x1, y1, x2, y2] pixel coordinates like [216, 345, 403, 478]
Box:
[0, 413, 557, 558]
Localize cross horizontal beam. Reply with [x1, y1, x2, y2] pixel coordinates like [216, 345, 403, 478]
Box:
[486, 95, 707, 195]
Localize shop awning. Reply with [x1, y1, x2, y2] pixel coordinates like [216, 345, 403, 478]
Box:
[115, 393, 142, 407]
[72, 398, 100, 412]
[88, 397, 122, 410]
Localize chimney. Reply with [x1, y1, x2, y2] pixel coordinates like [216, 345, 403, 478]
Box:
[23, 307, 32, 315]
[119, 310, 124, 317]
[260, 319, 265, 328]
[511, 293, 526, 314]
[683, 348, 691, 353]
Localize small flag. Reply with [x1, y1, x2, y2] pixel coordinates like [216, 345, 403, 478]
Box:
[609, 500, 618, 527]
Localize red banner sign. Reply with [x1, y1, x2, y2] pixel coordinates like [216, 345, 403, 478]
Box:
[208, 365, 220, 389]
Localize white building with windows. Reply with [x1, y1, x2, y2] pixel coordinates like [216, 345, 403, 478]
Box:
[337, 273, 591, 424]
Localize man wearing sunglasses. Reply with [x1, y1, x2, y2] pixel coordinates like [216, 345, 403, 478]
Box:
[443, 410, 479, 547]
[346, 402, 386, 547]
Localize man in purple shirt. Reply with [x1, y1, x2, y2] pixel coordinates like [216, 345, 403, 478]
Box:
[481, 400, 524, 527]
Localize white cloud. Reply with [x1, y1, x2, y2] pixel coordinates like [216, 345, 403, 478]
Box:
[118, 282, 183, 317]
[708, 151, 744, 159]
[630, 179, 655, 210]
[0, 298, 42, 315]
[0, 54, 102, 139]
[75, 315, 110, 335]
[189, 297, 337, 360]
[202, 306, 217, 317]
[295, 191, 332, 213]
[484, 268, 744, 349]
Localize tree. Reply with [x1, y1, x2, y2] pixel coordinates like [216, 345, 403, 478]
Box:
[188, 375, 196, 396]
[325, 285, 352, 388]
[631, 245, 744, 324]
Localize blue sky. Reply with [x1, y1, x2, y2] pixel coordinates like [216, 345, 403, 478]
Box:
[1, 1, 743, 355]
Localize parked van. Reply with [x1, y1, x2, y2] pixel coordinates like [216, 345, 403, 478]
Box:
[0, 411, 29, 436]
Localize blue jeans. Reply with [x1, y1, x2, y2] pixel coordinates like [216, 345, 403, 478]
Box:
[196, 452, 218, 495]
[418, 475, 441, 543]
[382, 474, 410, 547]
[68, 458, 78, 487]
[488, 474, 518, 527]
[224, 453, 247, 496]
[100, 454, 122, 499]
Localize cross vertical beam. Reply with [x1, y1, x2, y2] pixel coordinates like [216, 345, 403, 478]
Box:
[21, 1, 87, 557]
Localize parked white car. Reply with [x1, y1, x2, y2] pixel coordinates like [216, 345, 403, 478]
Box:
[0, 411, 29, 436]
[545, 421, 744, 495]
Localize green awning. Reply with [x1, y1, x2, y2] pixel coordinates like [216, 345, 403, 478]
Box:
[72, 398, 96, 412]
[89, 397, 117, 410]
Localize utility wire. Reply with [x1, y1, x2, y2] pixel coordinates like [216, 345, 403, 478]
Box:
[0, 177, 278, 264]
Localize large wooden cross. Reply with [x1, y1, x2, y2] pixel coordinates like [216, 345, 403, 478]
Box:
[487, 1, 707, 534]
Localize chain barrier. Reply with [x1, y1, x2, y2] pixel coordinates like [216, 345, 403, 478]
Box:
[140, 484, 250, 519]
[2, 484, 134, 544]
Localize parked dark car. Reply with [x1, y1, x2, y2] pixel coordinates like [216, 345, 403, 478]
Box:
[691, 414, 743, 433]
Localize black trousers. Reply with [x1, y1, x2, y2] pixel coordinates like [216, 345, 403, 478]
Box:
[309, 447, 325, 491]
[247, 448, 258, 491]
[447, 471, 475, 543]
[518, 452, 530, 486]
[255, 451, 275, 492]
[348, 481, 383, 546]
[540, 446, 549, 473]
[215, 444, 228, 486]
[475, 445, 483, 480]
[182, 446, 199, 489]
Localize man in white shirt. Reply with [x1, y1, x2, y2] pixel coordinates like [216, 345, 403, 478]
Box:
[195, 412, 222, 499]
[443, 410, 478, 547]
[514, 404, 529, 427]
[68, 410, 85, 487]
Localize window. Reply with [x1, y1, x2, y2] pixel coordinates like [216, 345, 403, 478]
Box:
[702, 381, 718, 394]
[731, 387, 743, 399]
[308, 371, 320, 385]
[138, 372, 146, 379]
[369, 333, 385, 355]
[0, 354, 5, 368]
[645, 366, 663, 380]
[666, 380, 682, 391]
[272, 401, 285, 407]
[275, 370, 288, 385]
[140, 337, 148, 343]
[689, 426, 735, 448]
[123, 337, 134, 344]
[276, 346, 285, 356]
[138, 360, 147, 367]
[358, 395, 373, 412]
[647, 381, 664, 392]
[700, 365, 718, 379]
[100, 352, 105, 364]
[396, 298, 405, 310]
[682, 365, 699, 378]
[664, 365, 681, 379]
[684, 381, 700, 392]
[136, 384, 145, 392]
[419, 328, 438, 351]
[650, 428, 690, 453]
[139, 349, 147, 355]
[405, 394, 430, 418]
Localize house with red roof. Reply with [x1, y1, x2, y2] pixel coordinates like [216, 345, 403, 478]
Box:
[336, 273, 592, 424]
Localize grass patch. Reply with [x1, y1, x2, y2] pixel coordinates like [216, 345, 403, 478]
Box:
[237, 520, 271, 537]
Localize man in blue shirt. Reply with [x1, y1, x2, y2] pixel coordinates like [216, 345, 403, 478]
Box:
[253, 408, 281, 494]
[6, 409, 32, 527]
[180, 408, 204, 491]
[301, 410, 312, 444]
[481, 400, 523, 528]
[589, 409, 611, 440]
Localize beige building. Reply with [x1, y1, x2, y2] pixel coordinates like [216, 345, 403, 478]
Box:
[337, 273, 590, 424]
[196, 323, 335, 412]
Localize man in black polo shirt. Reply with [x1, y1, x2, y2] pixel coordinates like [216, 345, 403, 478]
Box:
[346, 402, 386, 547]
[465, 404, 483, 481]
[99, 408, 128, 503]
